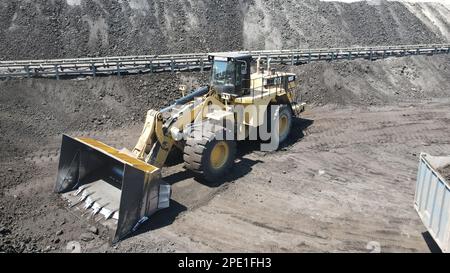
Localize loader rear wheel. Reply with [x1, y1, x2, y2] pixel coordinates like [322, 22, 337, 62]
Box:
[278, 105, 293, 144]
[184, 129, 236, 183]
[266, 104, 293, 145]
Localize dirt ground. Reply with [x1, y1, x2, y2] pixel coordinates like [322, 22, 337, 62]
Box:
[2, 95, 450, 252]
[107, 99, 450, 253]
[438, 165, 450, 182]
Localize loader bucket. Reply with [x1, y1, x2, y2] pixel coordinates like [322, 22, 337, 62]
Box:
[55, 135, 171, 243]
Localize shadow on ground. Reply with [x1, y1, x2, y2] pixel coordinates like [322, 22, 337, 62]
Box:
[125, 200, 188, 239]
[165, 117, 314, 187]
[283, 117, 314, 148]
[126, 117, 314, 238]
[422, 232, 442, 253]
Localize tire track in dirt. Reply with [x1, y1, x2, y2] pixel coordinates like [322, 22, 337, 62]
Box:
[116, 101, 450, 252]
[3, 100, 450, 252]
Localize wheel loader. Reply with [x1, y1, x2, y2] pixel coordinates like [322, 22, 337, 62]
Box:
[55, 53, 305, 242]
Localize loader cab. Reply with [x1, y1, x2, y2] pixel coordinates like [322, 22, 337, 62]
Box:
[209, 53, 252, 97]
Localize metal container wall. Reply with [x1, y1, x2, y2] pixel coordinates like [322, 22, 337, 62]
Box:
[414, 153, 450, 253]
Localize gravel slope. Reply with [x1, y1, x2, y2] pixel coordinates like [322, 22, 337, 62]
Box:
[0, 0, 449, 60]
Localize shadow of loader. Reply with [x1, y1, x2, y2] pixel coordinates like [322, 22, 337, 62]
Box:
[121, 117, 314, 240]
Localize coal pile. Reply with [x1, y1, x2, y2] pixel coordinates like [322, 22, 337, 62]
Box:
[438, 165, 450, 182]
[0, 0, 449, 60]
[0, 72, 208, 160]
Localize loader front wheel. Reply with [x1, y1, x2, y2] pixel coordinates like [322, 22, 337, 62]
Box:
[184, 129, 236, 183]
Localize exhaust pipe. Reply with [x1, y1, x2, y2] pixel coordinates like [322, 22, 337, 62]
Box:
[55, 135, 171, 243]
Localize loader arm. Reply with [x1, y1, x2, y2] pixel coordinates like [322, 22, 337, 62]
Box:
[131, 89, 225, 168]
[132, 109, 160, 161]
[131, 109, 174, 168]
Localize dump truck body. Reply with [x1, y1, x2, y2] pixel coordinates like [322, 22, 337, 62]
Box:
[414, 153, 450, 252]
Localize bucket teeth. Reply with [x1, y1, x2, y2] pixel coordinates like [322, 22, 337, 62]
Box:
[67, 180, 118, 221]
[79, 191, 91, 203]
[64, 180, 122, 222]
[92, 203, 103, 216]
[103, 209, 119, 220]
[75, 184, 89, 196]
[84, 200, 94, 210]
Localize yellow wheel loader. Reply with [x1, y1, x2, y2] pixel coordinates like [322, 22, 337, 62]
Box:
[55, 53, 305, 242]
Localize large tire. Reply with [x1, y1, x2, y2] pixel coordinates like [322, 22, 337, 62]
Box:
[266, 104, 293, 145]
[184, 128, 237, 182]
[277, 105, 293, 144]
